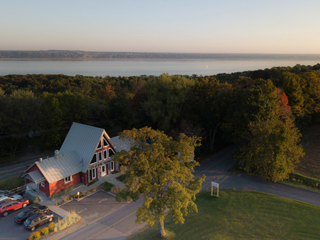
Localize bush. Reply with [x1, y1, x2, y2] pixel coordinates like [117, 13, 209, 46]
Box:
[28, 231, 41, 240]
[39, 227, 49, 236]
[111, 186, 121, 194]
[104, 181, 115, 192]
[88, 180, 97, 186]
[289, 173, 320, 189]
[48, 222, 55, 232]
[55, 210, 81, 232]
[33, 196, 40, 204]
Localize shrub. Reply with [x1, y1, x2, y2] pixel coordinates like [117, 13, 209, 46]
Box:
[104, 181, 115, 192]
[28, 231, 41, 240]
[55, 210, 81, 232]
[33, 196, 40, 204]
[111, 186, 121, 194]
[289, 173, 320, 189]
[39, 227, 49, 236]
[88, 180, 97, 186]
[48, 222, 55, 232]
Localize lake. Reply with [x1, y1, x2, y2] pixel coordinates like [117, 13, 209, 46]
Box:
[1, 58, 320, 77]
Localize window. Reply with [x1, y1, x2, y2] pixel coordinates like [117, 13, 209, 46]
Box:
[92, 168, 96, 179]
[98, 152, 102, 162]
[104, 150, 107, 159]
[90, 154, 97, 164]
[111, 161, 114, 171]
[103, 137, 109, 146]
[97, 141, 102, 149]
[40, 181, 45, 187]
[109, 149, 115, 157]
[64, 175, 72, 184]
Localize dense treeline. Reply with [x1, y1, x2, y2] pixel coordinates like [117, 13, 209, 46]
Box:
[1, 63, 320, 181]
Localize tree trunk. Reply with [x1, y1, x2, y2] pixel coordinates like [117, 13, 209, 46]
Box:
[158, 218, 166, 237]
[210, 123, 220, 152]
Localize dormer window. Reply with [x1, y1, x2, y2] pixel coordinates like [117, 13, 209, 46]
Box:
[98, 152, 102, 162]
[90, 154, 97, 164]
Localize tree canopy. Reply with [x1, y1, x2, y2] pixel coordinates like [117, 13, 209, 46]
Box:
[112, 127, 205, 237]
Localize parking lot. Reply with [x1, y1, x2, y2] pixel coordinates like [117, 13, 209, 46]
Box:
[60, 190, 128, 225]
[0, 204, 60, 240]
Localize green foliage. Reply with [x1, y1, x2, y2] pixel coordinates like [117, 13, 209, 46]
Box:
[28, 231, 41, 240]
[39, 227, 49, 236]
[113, 127, 205, 237]
[235, 117, 304, 182]
[289, 173, 320, 189]
[33, 196, 40, 204]
[141, 74, 195, 132]
[103, 181, 115, 192]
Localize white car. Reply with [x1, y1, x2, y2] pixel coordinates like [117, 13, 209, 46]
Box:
[0, 195, 22, 204]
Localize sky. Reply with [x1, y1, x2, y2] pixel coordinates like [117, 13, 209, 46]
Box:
[1, 0, 320, 54]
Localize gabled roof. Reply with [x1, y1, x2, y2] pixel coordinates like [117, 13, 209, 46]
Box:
[35, 150, 82, 184]
[59, 122, 115, 172]
[110, 136, 132, 152]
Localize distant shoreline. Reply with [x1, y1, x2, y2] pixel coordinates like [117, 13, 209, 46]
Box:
[2, 51, 320, 61]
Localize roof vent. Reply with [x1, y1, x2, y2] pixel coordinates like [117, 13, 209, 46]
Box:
[54, 150, 60, 156]
[39, 158, 42, 163]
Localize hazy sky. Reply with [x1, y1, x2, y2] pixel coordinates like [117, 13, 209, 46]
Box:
[1, 0, 320, 54]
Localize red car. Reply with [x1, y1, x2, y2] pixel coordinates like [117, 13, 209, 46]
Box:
[0, 199, 29, 217]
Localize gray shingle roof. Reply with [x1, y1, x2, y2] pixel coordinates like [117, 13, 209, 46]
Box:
[35, 150, 82, 183]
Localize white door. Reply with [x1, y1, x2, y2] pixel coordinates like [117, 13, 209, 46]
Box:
[101, 165, 106, 176]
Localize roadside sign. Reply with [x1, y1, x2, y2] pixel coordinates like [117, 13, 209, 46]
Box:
[211, 181, 219, 197]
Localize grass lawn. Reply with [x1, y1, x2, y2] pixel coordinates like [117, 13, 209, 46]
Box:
[129, 190, 320, 240]
[0, 176, 24, 190]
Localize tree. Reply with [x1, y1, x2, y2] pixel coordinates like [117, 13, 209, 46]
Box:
[234, 117, 304, 182]
[112, 127, 205, 237]
[186, 78, 233, 152]
[141, 74, 195, 132]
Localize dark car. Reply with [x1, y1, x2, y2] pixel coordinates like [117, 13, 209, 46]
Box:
[24, 212, 54, 231]
[14, 205, 49, 224]
[0, 199, 29, 217]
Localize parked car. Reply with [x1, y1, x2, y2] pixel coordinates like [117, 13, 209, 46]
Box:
[0, 190, 14, 197]
[14, 205, 49, 224]
[24, 212, 54, 231]
[0, 195, 22, 203]
[0, 199, 30, 217]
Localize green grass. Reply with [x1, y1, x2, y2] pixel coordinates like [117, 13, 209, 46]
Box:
[128, 190, 320, 240]
[116, 174, 126, 182]
[103, 181, 115, 192]
[0, 176, 24, 190]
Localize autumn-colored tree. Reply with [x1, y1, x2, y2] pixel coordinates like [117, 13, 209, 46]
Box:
[112, 127, 205, 237]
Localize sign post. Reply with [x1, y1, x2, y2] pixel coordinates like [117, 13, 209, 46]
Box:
[211, 182, 219, 197]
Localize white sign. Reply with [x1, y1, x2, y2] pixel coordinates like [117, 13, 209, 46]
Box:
[211, 182, 219, 188]
[211, 182, 219, 197]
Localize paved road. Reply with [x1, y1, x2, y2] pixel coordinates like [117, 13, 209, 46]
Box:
[47, 146, 320, 240]
[194, 146, 320, 206]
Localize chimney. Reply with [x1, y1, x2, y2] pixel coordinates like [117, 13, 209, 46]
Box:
[54, 150, 60, 156]
[39, 158, 42, 163]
